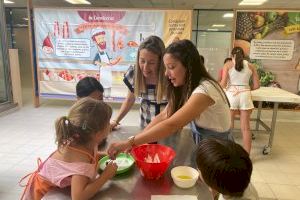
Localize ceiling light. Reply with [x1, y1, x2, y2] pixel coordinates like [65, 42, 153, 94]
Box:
[239, 0, 268, 6]
[64, 0, 91, 4]
[223, 13, 234, 18]
[239, 2, 264, 5]
[4, 0, 15, 4]
[207, 29, 219, 31]
[212, 24, 225, 27]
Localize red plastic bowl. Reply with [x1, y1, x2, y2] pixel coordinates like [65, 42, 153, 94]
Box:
[131, 144, 176, 180]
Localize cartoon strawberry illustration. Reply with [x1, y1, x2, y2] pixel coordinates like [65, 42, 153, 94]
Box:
[42, 34, 54, 54]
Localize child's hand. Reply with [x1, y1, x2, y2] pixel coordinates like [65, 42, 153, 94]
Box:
[102, 160, 118, 179]
[98, 151, 107, 159]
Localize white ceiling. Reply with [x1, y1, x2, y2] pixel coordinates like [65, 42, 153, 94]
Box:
[4, 0, 299, 31]
[4, 0, 300, 9]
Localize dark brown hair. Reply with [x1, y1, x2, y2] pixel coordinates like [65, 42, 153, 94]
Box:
[76, 76, 104, 98]
[196, 139, 252, 197]
[164, 39, 228, 116]
[55, 97, 112, 148]
[231, 47, 245, 72]
[224, 57, 232, 64]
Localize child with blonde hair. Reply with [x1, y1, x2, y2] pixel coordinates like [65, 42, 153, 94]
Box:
[20, 97, 117, 200]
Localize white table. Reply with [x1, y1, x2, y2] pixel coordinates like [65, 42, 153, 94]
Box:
[250, 87, 300, 154]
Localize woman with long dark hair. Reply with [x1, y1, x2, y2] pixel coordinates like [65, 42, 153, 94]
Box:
[107, 40, 233, 156]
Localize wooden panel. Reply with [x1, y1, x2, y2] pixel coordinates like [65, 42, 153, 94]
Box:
[9, 49, 23, 107]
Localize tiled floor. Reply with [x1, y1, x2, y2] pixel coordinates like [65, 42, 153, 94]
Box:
[0, 91, 300, 199]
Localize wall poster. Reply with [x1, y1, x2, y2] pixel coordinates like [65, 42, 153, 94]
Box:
[34, 8, 192, 101]
[234, 10, 300, 94]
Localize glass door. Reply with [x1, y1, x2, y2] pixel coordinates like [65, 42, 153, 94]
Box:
[0, 0, 13, 109]
[192, 10, 233, 80]
[0, 38, 9, 104]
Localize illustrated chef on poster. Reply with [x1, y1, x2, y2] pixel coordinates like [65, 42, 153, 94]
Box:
[91, 30, 115, 98]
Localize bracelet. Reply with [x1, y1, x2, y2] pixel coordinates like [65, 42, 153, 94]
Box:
[128, 136, 135, 147]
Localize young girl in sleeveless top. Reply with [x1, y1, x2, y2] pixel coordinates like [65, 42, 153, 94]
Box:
[220, 47, 260, 154]
[20, 97, 117, 200]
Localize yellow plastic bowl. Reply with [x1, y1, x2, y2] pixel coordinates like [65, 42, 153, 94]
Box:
[171, 166, 199, 189]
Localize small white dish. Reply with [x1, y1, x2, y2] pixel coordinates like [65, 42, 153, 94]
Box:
[171, 166, 199, 189]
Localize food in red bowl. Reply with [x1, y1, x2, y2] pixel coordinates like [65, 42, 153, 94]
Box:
[131, 144, 176, 180]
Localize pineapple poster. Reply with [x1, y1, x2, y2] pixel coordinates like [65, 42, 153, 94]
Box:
[234, 11, 300, 94]
[34, 8, 192, 101]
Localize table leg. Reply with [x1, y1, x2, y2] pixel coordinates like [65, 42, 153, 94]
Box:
[253, 101, 263, 140]
[263, 102, 279, 155]
[255, 101, 262, 131]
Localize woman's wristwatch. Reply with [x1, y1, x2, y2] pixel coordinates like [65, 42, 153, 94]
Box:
[128, 136, 135, 147]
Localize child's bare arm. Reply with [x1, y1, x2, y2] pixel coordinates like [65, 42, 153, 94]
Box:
[71, 161, 118, 200]
[249, 63, 260, 90]
[220, 65, 229, 88]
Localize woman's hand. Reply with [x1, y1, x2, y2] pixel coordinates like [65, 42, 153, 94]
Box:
[107, 141, 131, 160]
[110, 120, 120, 131]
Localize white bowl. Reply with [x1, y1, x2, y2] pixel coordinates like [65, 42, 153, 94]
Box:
[171, 166, 199, 189]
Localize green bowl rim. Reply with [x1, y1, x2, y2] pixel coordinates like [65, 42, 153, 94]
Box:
[98, 153, 135, 175]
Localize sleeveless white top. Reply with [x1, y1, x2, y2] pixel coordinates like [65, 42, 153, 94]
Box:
[228, 60, 252, 86]
[192, 80, 231, 132]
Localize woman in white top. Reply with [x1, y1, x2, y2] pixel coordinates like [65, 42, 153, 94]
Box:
[107, 40, 232, 157]
[220, 47, 260, 154]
